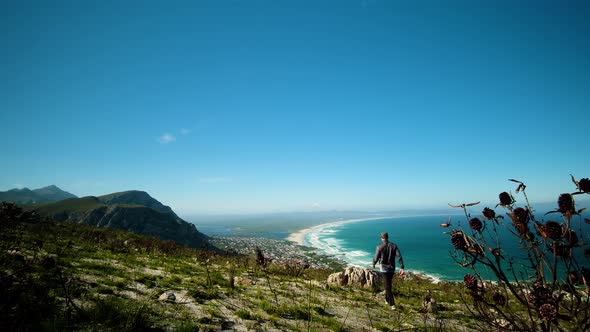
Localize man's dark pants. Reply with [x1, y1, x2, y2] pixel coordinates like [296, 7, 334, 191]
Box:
[382, 271, 395, 306]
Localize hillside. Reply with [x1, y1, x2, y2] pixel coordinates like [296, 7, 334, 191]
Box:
[0, 212, 478, 331]
[0, 185, 77, 204]
[5, 203, 590, 331]
[25, 193, 208, 249]
[98, 190, 182, 221]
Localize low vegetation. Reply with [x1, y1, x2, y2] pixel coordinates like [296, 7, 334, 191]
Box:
[0, 202, 470, 331]
[4, 184, 587, 331]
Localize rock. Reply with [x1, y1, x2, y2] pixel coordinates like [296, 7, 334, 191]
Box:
[158, 292, 176, 302]
[327, 266, 380, 290]
[235, 276, 255, 285]
[327, 271, 346, 286]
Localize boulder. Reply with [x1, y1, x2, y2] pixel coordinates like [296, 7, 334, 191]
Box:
[157, 291, 193, 304]
[158, 292, 176, 302]
[327, 266, 380, 290]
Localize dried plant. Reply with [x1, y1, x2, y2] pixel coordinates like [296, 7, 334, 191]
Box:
[447, 176, 590, 331]
[273, 259, 310, 277]
[254, 247, 279, 304]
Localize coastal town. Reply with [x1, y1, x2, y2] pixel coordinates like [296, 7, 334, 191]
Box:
[210, 235, 346, 270]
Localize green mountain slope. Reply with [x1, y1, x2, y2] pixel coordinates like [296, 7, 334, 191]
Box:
[0, 185, 77, 204]
[27, 192, 208, 248]
[99, 190, 181, 221]
[32, 185, 78, 201]
[0, 214, 481, 331]
[31, 196, 105, 215]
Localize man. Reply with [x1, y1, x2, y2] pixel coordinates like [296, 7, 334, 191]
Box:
[373, 232, 405, 309]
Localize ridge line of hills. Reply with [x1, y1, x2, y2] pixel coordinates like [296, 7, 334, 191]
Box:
[0, 185, 208, 249]
[0, 184, 77, 204]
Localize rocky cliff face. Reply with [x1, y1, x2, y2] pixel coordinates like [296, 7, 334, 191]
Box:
[88, 205, 207, 248]
[30, 192, 208, 249]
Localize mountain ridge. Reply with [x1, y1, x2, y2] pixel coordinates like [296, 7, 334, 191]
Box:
[0, 185, 77, 204]
[10, 188, 209, 249]
[98, 190, 181, 221]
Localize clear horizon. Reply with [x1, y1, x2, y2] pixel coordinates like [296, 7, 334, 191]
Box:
[2, 1, 589, 214]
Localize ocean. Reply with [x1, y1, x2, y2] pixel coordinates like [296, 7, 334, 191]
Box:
[301, 214, 590, 282]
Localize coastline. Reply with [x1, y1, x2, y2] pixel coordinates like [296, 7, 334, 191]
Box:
[285, 215, 450, 283]
[286, 217, 390, 246]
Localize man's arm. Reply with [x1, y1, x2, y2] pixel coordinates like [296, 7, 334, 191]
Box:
[372, 244, 382, 268]
[396, 246, 405, 274]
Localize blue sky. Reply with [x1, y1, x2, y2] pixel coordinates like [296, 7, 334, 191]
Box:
[1, 0, 589, 215]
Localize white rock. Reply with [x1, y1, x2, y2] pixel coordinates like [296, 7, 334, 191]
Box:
[327, 266, 380, 290]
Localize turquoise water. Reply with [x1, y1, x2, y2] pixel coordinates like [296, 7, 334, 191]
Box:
[302, 214, 590, 282]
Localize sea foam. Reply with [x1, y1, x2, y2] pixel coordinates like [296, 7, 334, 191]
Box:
[302, 216, 453, 282]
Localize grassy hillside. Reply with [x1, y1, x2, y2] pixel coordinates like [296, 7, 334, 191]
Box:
[5, 202, 590, 331]
[32, 185, 77, 201]
[28, 196, 105, 214]
[98, 190, 181, 220]
[0, 188, 40, 204]
[1, 208, 485, 331]
[22, 195, 208, 249]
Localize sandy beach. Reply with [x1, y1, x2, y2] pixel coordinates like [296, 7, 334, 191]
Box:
[286, 215, 447, 282]
[285, 228, 308, 245]
[286, 217, 390, 246]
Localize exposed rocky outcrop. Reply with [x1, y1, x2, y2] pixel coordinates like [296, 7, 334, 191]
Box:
[28, 192, 208, 249]
[327, 266, 380, 290]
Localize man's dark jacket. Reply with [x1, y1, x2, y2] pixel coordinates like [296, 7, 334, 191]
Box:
[373, 241, 404, 272]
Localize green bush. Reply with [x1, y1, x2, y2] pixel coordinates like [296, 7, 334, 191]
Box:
[235, 309, 254, 320]
[83, 296, 153, 330]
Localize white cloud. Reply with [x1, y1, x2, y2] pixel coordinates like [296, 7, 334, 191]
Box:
[311, 202, 321, 208]
[199, 177, 230, 183]
[180, 128, 191, 135]
[13, 183, 24, 189]
[158, 133, 176, 144]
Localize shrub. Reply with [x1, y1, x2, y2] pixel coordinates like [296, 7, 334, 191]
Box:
[235, 309, 255, 320]
[83, 296, 153, 330]
[446, 176, 590, 331]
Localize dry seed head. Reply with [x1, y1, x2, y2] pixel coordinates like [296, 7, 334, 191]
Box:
[513, 207, 529, 224]
[558, 193, 575, 216]
[451, 231, 467, 250]
[542, 221, 563, 240]
[578, 178, 590, 193]
[493, 292, 507, 306]
[469, 217, 483, 232]
[464, 274, 478, 290]
[482, 207, 496, 220]
[539, 303, 558, 322]
[528, 280, 552, 307]
[499, 192, 513, 206]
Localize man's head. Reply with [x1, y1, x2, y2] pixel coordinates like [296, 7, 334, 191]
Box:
[381, 232, 389, 241]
